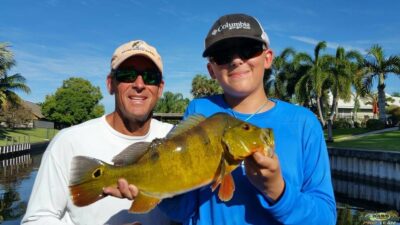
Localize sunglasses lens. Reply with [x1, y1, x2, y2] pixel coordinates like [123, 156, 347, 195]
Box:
[115, 70, 138, 82]
[114, 69, 161, 85]
[210, 54, 232, 65]
[142, 71, 162, 85]
[240, 45, 264, 60]
[209, 44, 264, 65]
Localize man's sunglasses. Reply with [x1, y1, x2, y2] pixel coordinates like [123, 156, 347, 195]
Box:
[112, 69, 162, 85]
[208, 44, 265, 66]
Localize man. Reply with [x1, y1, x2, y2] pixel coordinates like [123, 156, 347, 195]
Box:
[108, 14, 337, 225]
[22, 40, 174, 225]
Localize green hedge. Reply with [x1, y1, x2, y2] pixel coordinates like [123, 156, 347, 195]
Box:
[366, 119, 385, 130]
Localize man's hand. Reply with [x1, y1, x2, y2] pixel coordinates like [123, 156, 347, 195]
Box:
[103, 178, 139, 200]
[244, 152, 285, 203]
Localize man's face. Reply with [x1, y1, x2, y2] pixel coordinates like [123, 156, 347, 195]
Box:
[207, 39, 273, 98]
[107, 56, 164, 122]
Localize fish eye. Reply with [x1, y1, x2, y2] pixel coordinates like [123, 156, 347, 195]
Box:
[92, 168, 103, 178]
[242, 124, 250, 130]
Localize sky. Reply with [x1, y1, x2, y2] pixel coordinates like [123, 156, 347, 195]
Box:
[1, 0, 400, 113]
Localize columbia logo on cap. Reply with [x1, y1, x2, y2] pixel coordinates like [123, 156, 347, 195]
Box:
[211, 22, 251, 36]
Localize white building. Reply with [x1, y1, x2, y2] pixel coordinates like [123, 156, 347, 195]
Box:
[332, 93, 400, 121]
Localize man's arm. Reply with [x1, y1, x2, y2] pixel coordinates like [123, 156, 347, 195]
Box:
[21, 142, 70, 225]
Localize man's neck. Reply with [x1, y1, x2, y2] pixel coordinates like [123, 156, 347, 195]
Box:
[106, 111, 152, 136]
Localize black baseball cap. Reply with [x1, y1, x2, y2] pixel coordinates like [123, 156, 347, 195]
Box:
[203, 13, 270, 57]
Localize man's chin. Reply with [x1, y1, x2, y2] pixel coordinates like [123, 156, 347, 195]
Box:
[127, 111, 153, 122]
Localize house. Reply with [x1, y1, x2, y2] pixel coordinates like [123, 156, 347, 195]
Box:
[334, 93, 400, 121]
[22, 100, 44, 120]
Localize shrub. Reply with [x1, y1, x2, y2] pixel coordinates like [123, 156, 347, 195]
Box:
[387, 106, 400, 126]
[366, 119, 385, 130]
[353, 120, 366, 128]
[333, 118, 352, 129]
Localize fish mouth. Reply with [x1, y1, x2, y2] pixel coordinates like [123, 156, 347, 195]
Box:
[261, 129, 275, 157]
[221, 139, 244, 165]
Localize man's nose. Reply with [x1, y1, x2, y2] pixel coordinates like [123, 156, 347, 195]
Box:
[132, 75, 146, 89]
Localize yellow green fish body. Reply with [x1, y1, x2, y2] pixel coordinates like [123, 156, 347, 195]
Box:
[69, 113, 274, 213]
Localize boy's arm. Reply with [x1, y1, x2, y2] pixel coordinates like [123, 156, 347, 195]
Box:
[251, 115, 337, 224]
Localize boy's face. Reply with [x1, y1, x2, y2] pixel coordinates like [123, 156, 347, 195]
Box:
[206, 39, 273, 98]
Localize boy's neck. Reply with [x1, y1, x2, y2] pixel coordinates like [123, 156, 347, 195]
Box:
[224, 92, 274, 114]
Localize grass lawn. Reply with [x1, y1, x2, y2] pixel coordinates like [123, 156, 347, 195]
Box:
[324, 128, 370, 140]
[0, 128, 58, 146]
[327, 130, 400, 151]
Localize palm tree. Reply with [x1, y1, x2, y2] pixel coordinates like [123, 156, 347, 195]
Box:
[363, 44, 400, 122]
[266, 48, 296, 101]
[325, 47, 363, 141]
[294, 41, 331, 126]
[155, 91, 189, 113]
[190, 74, 222, 98]
[0, 43, 31, 110]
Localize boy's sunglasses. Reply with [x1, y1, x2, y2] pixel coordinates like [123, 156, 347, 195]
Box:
[112, 69, 162, 85]
[208, 44, 265, 66]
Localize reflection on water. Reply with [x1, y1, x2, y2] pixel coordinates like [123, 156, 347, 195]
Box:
[0, 151, 399, 224]
[334, 172, 400, 225]
[0, 152, 43, 225]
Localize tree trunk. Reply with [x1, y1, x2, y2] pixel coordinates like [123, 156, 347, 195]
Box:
[327, 94, 337, 142]
[352, 94, 359, 123]
[327, 119, 333, 142]
[377, 73, 386, 123]
[316, 96, 325, 127]
[329, 95, 337, 121]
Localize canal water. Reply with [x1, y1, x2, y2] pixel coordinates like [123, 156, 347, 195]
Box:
[0, 151, 399, 225]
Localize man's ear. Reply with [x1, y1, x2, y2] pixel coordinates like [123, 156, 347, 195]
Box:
[207, 63, 216, 79]
[157, 80, 165, 98]
[106, 74, 114, 95]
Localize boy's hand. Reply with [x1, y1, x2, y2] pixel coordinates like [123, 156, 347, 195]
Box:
[244, 152, 285, 203]
[103, 178, 138, 200]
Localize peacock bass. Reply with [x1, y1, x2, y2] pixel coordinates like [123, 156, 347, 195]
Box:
[69, 112, 274, 213]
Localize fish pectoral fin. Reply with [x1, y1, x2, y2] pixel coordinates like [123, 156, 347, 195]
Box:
[211, 177, 221, 192]
[129, 193, 160, 214]
[211, 157, 226, 192]
[218, 173, 235, 202]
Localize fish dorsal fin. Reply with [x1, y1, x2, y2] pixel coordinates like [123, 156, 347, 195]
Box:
[166, 114, 207, 138]
[112, 142, 151, 166]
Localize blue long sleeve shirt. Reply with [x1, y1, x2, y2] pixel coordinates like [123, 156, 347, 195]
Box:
[159, 95, 336, 225]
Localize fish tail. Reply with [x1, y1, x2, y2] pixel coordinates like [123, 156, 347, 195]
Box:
[69, 156, 111, 207]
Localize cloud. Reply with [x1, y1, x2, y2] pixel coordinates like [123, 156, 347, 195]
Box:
[290, 36, 367, 54]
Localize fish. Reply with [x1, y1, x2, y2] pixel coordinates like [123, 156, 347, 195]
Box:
[69, 112, 274, 213]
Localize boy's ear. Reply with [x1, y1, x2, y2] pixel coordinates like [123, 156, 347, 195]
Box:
[207, 63, 216, 79]
[264, 49, 274, 69]
[106, 74, 115, 95]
